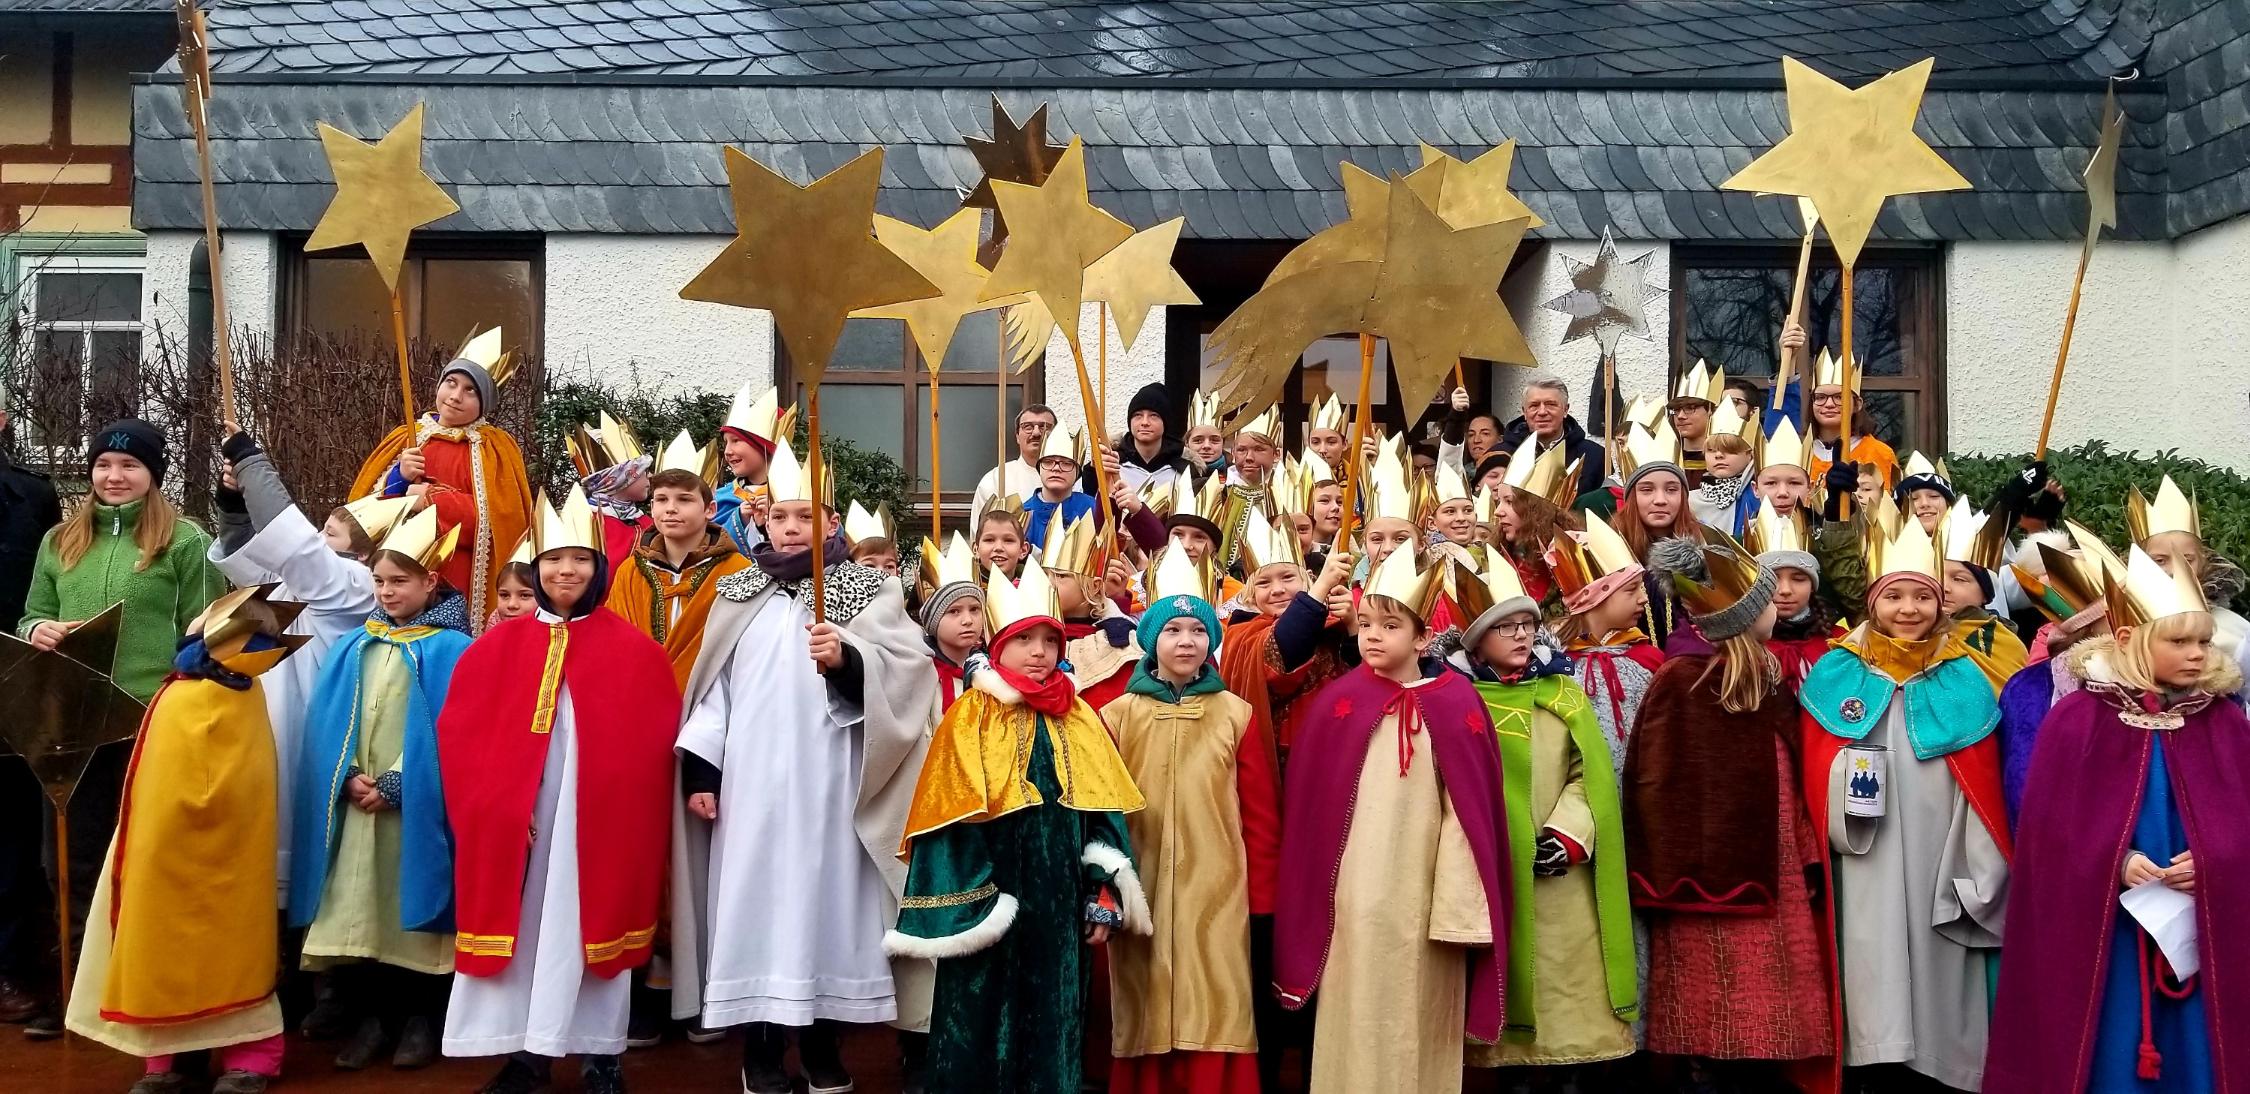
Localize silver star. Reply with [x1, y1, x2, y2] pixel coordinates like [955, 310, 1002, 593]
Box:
[1541, 227, 1665, 357]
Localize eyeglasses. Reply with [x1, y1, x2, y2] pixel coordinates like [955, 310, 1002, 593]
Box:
[1488, 620, 1538, 638]
[1809, 393, 1845, 406]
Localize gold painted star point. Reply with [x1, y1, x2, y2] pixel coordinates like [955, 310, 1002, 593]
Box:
[1414, 140, 1546, 230]
[1370, 181, 1536, 411]
[2082, 88, 2124, 258]
[1083, 217, 1201, 352]
[855, 208, 1016, 374]
[305, 103, 460, 292]
[978, 140, 1133, 353]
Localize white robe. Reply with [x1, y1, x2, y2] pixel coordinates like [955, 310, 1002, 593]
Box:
[969, 459, 1042, 521]
[442, 684, 630, 1059]
[208, 505, 373, 904]
[675, 593, 897, 1028]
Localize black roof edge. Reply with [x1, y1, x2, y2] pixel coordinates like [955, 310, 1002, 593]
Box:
[131, 71, 2157, 96]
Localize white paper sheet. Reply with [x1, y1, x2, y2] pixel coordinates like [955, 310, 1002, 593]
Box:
[2120, 877, 2200, 979]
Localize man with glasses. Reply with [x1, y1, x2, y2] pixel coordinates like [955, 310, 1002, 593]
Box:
[968, 405, 1058, 519]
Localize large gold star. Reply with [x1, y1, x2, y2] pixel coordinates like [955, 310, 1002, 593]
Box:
[961, 95, 1069, 252]
[1369, 183, 1537, 411]
[978, 140, 1133, 357]
[0, 603, 146, 809]
[305, 103, 460, 292]
[1409, 141, 1545, 230]
[854, 208, 1018, 374]
[2081, 87, 2123, 261]
[1721, 57, 1970, 267]
[682, 147, 940, 383]
[1083, 217, 1200, 352]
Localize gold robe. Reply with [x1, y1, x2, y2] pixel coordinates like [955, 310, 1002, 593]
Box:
[604, 529, 749, 690]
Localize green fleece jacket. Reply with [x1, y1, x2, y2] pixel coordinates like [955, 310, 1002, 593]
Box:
[16, 499, 229, 701]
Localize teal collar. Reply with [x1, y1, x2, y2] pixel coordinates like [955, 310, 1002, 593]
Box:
[1801, 647, 1998, 759]
[1126, 661, 1223, 702]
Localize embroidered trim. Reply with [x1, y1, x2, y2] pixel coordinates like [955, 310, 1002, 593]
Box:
[636, 555, 722, 644]
[456, 931, 515, 956]
[418, 416, 496, 634]
[583, 923, 657, 962]
[900, 882, 999, 910]
[531, 622, 569, 735]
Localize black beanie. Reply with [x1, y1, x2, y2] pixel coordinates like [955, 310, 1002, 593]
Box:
[1472, 449, 1510, 486]
[90, 419, 167, 485]
[1126, 383, 1170, 430]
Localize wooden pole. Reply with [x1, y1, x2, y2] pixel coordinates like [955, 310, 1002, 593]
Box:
[1836, 264, 1857, 521]
[1098, 302, 1108, 413]
[390, 285, 415, 430]
[929, 370, 942, 542]
[996, 333, 1009, 477]
[1333, 332, 1378, 554]
[1064, 332, 1115, 536]
[808, 385, 827, 624]
[52, 807, 70, 1012]
[1601, 351, 1617, 482]
[186, 95, 235, 430]
[2034, 244, 2095, 459]
[1777, 227, 1817, 411]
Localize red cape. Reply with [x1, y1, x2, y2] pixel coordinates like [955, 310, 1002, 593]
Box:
[438, 607, 681, 978]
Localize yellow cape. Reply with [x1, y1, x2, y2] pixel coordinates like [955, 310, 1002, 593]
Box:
[899, 682, 1144, 857]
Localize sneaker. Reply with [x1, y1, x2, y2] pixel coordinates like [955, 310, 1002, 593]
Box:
[334, 1014, 388, 1070]
[582, 1054, 628, 1094]
[802, 1023, 853, 1094]
[476, 1057, 554, 1094]
[683, 1019, 725, 1044]
[22, 1009, 61, 1041]
[740, 1023, 792, 1094]
[126, 1074, 188, 1094]
[211, 1071, 270, 1094]
[625, 1008, 662, 1050]
[392, 1014, 438, 1069]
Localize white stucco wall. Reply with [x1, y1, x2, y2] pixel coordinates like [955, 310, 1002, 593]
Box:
[542, 233, 776, 393]
[140, 228, 277, 361]
[1948, 214, 2250, 468]
[1494, 239, 1672, 427]
[1040, 300, 1166, 440]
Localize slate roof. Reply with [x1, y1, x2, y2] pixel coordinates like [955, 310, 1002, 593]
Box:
[0, 0, 174, 11]
[127, 0, 2249, 240]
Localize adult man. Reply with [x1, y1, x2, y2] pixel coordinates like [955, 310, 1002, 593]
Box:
[968, 405, 1058, 519]
[1498, 378, 1606, 498]
[0, 407, 60, 1031]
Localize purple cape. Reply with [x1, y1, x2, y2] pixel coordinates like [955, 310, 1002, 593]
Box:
[1986, 688, 2250, 1093]
[1272, 664, 1513, 1042]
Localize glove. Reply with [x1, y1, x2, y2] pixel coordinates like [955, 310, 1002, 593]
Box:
[1823, 460, 1859, 499]
[221, 429, 262, 463]
[1533, 832, 1573, 877]
[2015, 459, 2050, 496]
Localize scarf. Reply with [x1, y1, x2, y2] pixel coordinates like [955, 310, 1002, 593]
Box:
[583, 456, 653, 522]
[749, 531, 850, 583]
[1694, 466, 1751, 511]
[995, 661, 1078, 718]
[369, 586, 473, 635]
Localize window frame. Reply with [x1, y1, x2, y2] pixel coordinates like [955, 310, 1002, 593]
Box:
[278, 232, 547, 356]
[3, 232, 148, 462]
[1668, 243, 1948, 455]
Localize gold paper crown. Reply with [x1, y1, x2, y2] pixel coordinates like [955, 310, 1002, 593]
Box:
[1623, 394, 1665, 431]
[339, 494, 416, 544]
[193, 583, 310, 675]
[1168, 472, 1229, 532]
[722, 382, 792, 445]
[1813, 349, 1861, 391]
[1501, 433, 1576, 509]
[1307, 392, 1347, 436]
[1186, 389, 1222, 433]
[2018, 538, 2104, 621]
[1238, 505, 1304, 572]
[2107, 543, 2209, 628]
[1672, 360, 1725, 406]
[373, 505, 462, 572]
[985, 554, 1063, 633]
[1860, 488, 1904, 562]
[1036, 425, 1083, 466]
[1616, 420, 1683, 479]
[1760, 416, 1810, 473]
[920, 531, 978, 594]
[1450, 551, 1531, 626]
[2066, 519, 2133, 589]
[1367, 435, 1419, 523]
[1363, 538, 1444, 621]
[1708, 398, 1758, 443]
[981, 491, 1028, 526]
[1039, 509, 1101, 580]
[1939, 497, 2007, 572]
[507, 531, 536, 567]
[2125, 476, 2200, 543]
[766, 437, 833, 507]
[1548, 512, 1641, 601]
[1671, 529, 1767, 620]
[1746, 497, 1809, 557]
[654, 429, 722, 485]
[1233, 404, 1282, 445]
[844, 500, 895, 546]
[534, 484, 603, 556]
[1899, 451, 1947, 485]
[1136, 477, 1174, 519]
[1475, 483, 1497, 527]
[1299, 447, 1338, 488]
[1271, 456, 1308, 516]
[1434, 459, 1472, 505]
[568, 410, 648, 479]
[452, 327, 519, 389]
[1869, 515, 1942, 586]
[1148, 542, 1217, 604]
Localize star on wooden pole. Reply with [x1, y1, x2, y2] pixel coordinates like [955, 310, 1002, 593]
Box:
[1720, 57, 1970, 268]
[1409, 141, 1546, 230]
[856, 208, 1016, 373]
[977, 140, 1133, 360]
[1083, 217, 1200, 352]
[2080, 87, 2124, 263]
[961, 96, 1069, 253]
[305, 103, 460, 292]
[0, 604, 145, 808]
[1541, 227, 1663, 358]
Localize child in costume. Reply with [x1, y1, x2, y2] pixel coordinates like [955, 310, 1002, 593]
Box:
[1750, 418, 1867, 620]
[844, 500, 901, 574]
[65, 587, 309, 1094]
[920, 533, 986, 711]
[566, 411, 655, 566]
[1101, 550, 1278, 1094]
[1624, 536, 1837, 1089]
[2126, 475, 2250, 685]
[1939, 497, 2030, 687]
[1273, 547, 1511, 1094]
[1995, 530, 2111, 824]
[1666, 361, 1723, 484]
[1549, 516, 1660, 771]
[352, 329, 536, 632]
[1611, 422, 1698, 648]
[1744, 499, 1845, 690]
[1800, 519, 2010, 1091]
[887, 557, 1150, 1094]
[667, 439, 937, 1094]
[1802, 349, 1898, 493]
[1987, 546, 2250, 1093]
[603, 439, 750, 689]
[489, 554, 537, 627]
[1041, 510, 1144, 709]
[974, 502, 1030, 580]
[1685, 405, 1758, 536]
[1895, 452, 1955, 535]
[1452, 554, 1638, 1071]
[1488, 435, 1583, 609]
[1183, 390, 1230, 491]
[711, 383, 792, 555]
[289, 508, 471, 1072]
[438, 488, 681, 1094]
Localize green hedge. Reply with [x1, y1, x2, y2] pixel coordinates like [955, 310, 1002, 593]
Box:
[1946, 441, 2250, 612]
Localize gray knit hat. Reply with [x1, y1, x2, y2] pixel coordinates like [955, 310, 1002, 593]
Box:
[920, 580, 982, 633]
[1463, 595, 1540, 652]
[1652, 535, 1776, 641]
[1755, 548, 1820, 582]
[1623, 460, 1686, 493]
[440, 357, 497, 417]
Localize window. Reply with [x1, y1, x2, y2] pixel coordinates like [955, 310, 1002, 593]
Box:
[777, 312, 1040, 525]
[284, 236, 543, 356]
[1671, 245, 1947, 455]
[7, 245, 144, 457]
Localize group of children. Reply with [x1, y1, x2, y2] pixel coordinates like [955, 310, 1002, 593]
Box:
[17, 318, 2246, 1094]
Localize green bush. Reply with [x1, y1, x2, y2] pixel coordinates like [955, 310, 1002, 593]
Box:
[1946, 441, 2250, 612]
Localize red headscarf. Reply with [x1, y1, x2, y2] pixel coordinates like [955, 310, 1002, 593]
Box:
[988, 617, 1079, 718]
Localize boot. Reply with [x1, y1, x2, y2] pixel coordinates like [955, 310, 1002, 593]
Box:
[298, 970, 352, 1040]
[211, 1071, 269, 1094]
[582, 1053, 628, 1094]
[476, 1054, 554, 1094]
[740, 1022, 792, 1094]
[898, 1029, 928, 1094]
[334, 1014, 388, 1070]
[392, 1014, 438, 1069]
[0, 978, 43, 1023]
[802, 1020, 854, 1094]
[126, 1074, 187, 1094]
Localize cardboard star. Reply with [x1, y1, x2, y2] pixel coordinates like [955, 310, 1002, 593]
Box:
[1721, 57, 1970, 268]
[305, 103, 461, 292]
[1368, 183, 1537, 412]
[1083, 217, 1200, 352]
[0, 603, 146, 809]
[961, 96, 1069, 251]
[1541, 227, 1666, 356]
[978, 140, 1133, 357]
[2082, 87, 2123, 261]
[1410, 141, 1546, 230]
[682, 147, 940, 383]
[855, 208, 1019, 374]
